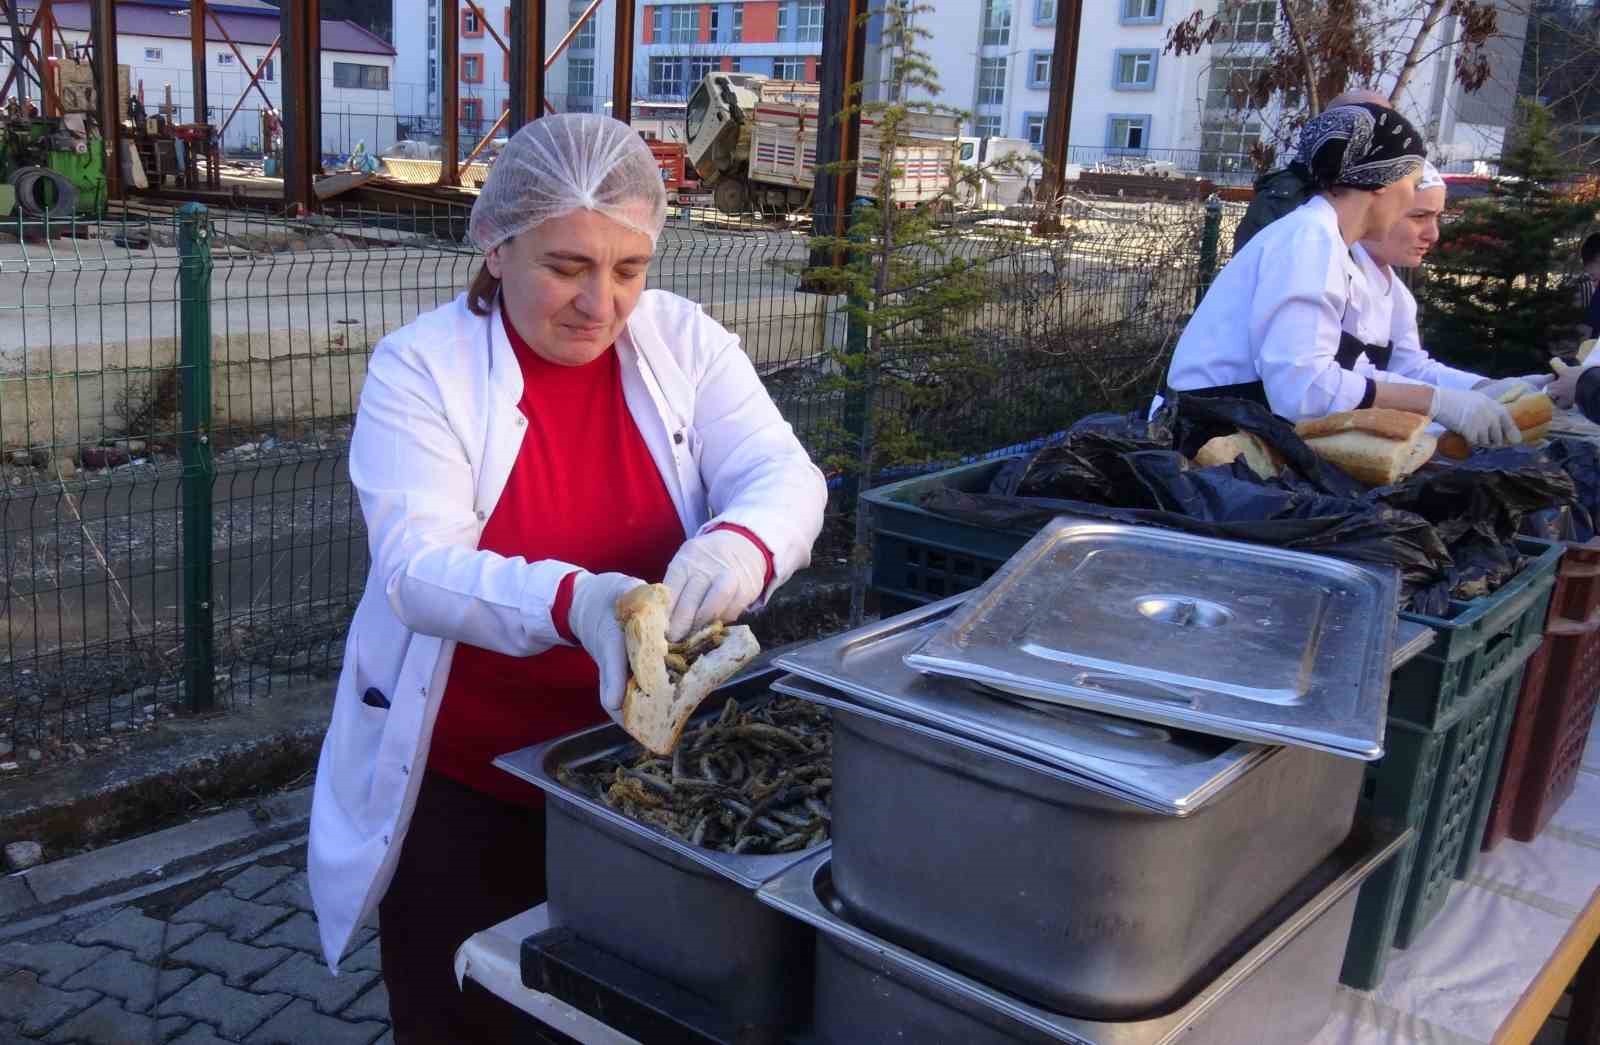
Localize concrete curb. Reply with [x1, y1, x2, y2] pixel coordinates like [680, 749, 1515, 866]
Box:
[1, 787, 312, 930]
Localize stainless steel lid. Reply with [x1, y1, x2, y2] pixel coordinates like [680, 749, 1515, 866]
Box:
[904, 520, 1398, 760]
[773, 597, 1270, 815]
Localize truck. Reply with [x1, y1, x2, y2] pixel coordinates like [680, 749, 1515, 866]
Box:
[684, 72, 961, 215]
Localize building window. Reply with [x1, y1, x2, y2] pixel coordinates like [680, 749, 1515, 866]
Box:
[568, 57, 595, 111]
[1028, 50, 1051, 89]
[974, 114, 1003, 138]
[1205, 57, 1268, 113]
[216, 52, 234, 66]
[1216, 0, 1275, 42]
[1035, 0, 1055, 24]
[572, 1, 596, 49]
[1113, 49, 1156, 90]
[461, 97, 483, 132]
[669, 6, 699, 43]
[462, 7, 483, 36]
[650, 7, 665, 39]
[258, 58, 275, 82]
[427, 13, 437, 50]
[729, 56, 742, 72]
[143, 47, 162, 62]
[1200, 119, 1261, 175]
[981, 0, 1011, 46]
[1023, 112, 1046, 147]
[1120, 0, 1162, 24]
[688, 56, 719, 87]
[777, 3, 789, 39]
[649, 56, 683, 97]
[977, 56, 1006, 106]
[333, 62, 390, 90]
[461, 53, 483, 83]
[773, 56, 806, 80]
[731, 3, 744, 41]
[797, 1, 824, 42]
[1107, 114, 1151, 152]
[427, 56, 438, 91]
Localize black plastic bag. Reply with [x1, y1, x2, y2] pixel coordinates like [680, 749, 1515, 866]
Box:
[1540, 438, 1600, 542]
[1373, 448, 1577, 547]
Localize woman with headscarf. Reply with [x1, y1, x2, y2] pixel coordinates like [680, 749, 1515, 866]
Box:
[1343, 160, 1553, 401]
[1164, 102, 1522, 446]
[306, 113, 827, 1042]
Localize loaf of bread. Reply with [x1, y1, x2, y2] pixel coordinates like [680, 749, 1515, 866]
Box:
[1436, 389, 1553, 459]
[615, 583, 760, 755]
[1193, 432, 1285, 479]
[1295, 409, 1437, 487]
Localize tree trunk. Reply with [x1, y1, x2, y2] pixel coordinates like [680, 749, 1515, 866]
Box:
[1388, 0, 1452, 105]
[1281, 0, 1321, 115]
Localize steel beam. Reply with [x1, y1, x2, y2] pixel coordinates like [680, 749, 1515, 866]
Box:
[612, 0, 636, 123]
[190, 0, 208, 124]
[507, 0, 546, 131]
[217, 36, 280, 137]
[89, 0, 122, 199]
[280, 0, 323, 212]
[813, 0, 866, 236]
[440, 0, 460, 186]
[1035, 0, 1083, 232]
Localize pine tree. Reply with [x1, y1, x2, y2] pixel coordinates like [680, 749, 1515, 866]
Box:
[1417, 100, 1596, 376]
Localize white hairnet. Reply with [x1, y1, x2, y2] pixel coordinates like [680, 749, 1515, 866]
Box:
[1418, 160, 1446, 193]
[468, 113, 668, 252]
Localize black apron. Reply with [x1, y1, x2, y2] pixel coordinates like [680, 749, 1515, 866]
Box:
[1174, 331, 1393, 409]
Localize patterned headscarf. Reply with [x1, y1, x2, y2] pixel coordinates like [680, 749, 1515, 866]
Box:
[1292, 103, 1426, 191]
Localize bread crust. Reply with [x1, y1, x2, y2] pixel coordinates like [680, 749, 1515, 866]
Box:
[1193, 432, 1284, 478]
[1295, 409, 1430, 443]
[1437, 392, 1552, 459]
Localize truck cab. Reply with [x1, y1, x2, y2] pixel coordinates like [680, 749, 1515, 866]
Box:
[957, 135, 1046, 208]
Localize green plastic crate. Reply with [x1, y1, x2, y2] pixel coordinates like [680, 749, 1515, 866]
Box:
[1454, 645, 1540, 880]
[1340, 827, 1420, 990]
[1387, 540, 1562, 730]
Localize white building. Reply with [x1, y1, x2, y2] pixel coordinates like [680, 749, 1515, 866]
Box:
[40, 0, 398, 158]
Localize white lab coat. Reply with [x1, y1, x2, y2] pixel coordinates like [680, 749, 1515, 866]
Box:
[1344, 243, 1484, 390]
[307, 289, 827, 971]
[1166, 196, 1373, 421]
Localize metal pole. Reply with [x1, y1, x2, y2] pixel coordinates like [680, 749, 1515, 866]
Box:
[813, 0, 866, 239]
[177, 203, 215, 714]
[1035, 0, 1083, 234]
[440, 0, 460, 186]
[508, 0, 545, 131]
[612, 0, 636, 123]
[89, 0, 122, 201]
[190, 0, 208, 124]
[280, 0, 322, 211]
[1196, 194, 1222, 309]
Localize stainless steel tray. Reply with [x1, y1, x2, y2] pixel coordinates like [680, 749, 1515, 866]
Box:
[773, 598, 1265, 815]
[760, 826, 1412, 1044]
[904, 520, 1399, 759]
[493, 668, 827, 890]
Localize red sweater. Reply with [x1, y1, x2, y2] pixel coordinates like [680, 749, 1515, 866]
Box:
[427, 317, 685, 805]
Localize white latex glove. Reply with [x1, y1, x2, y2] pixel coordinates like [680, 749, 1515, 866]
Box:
[1431, 385, 1521, 447]
[1550, 359, 1597, 410]
[663, 530, 767, 643]
[566, 571, 647, 723]
[1473, 374, 1556, 401]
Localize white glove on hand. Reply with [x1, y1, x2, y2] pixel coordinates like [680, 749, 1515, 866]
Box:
[1550, 360, 1596, 410]
[663, 530, 767, 643]
[1431, 385, 1521, 447]
[566, 571, 647, 723]
[1474, 374, 1556, 401]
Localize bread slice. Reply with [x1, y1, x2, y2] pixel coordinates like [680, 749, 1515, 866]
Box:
[615, 583, 761, 755]
[1194, 432, 1285, 479]
[1295, 409, 1436, 486]
[1437, 389, 1553, 458]
[1581, 338, 1597, 364]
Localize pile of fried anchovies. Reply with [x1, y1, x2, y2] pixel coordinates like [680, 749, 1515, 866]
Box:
[558, 697, 832, 855]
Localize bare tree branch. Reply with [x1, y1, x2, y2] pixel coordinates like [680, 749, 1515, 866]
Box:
[1281, 0, 1321, 114]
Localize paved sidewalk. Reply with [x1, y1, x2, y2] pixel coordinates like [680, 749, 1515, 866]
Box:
[0, 841, 392, 1044]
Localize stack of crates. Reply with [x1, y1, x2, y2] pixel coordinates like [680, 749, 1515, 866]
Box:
[1339, 539, 1561, 989]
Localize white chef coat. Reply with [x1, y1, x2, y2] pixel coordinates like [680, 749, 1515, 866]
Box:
[307, 289, 828, 971]
[1166, 196, 1373, 421]
[1344, 242, 1484, 390]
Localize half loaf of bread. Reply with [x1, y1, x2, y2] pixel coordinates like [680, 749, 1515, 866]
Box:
[1437, 389, 1553, 459]
[1295, 409, 1437, 487]
[615, 583, 761, 756]
[1193, 432, 1285, 479]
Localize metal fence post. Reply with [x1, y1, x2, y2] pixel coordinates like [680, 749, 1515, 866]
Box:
[178, 202, 216, 713]
[1196, 194, 1223, 309]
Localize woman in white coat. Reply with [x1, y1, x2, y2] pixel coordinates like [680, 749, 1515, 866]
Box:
[1164, 103, 1521, 447]
[307, 114, 827, 1042]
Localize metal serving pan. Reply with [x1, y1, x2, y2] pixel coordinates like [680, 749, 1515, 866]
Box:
[775, 597, 1266, 815]
[905, 519, 1399, 759]
[493, 667, 820, 1041]
[794, 692, 1363, 1017]
[759, 826, 1411, 1044]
